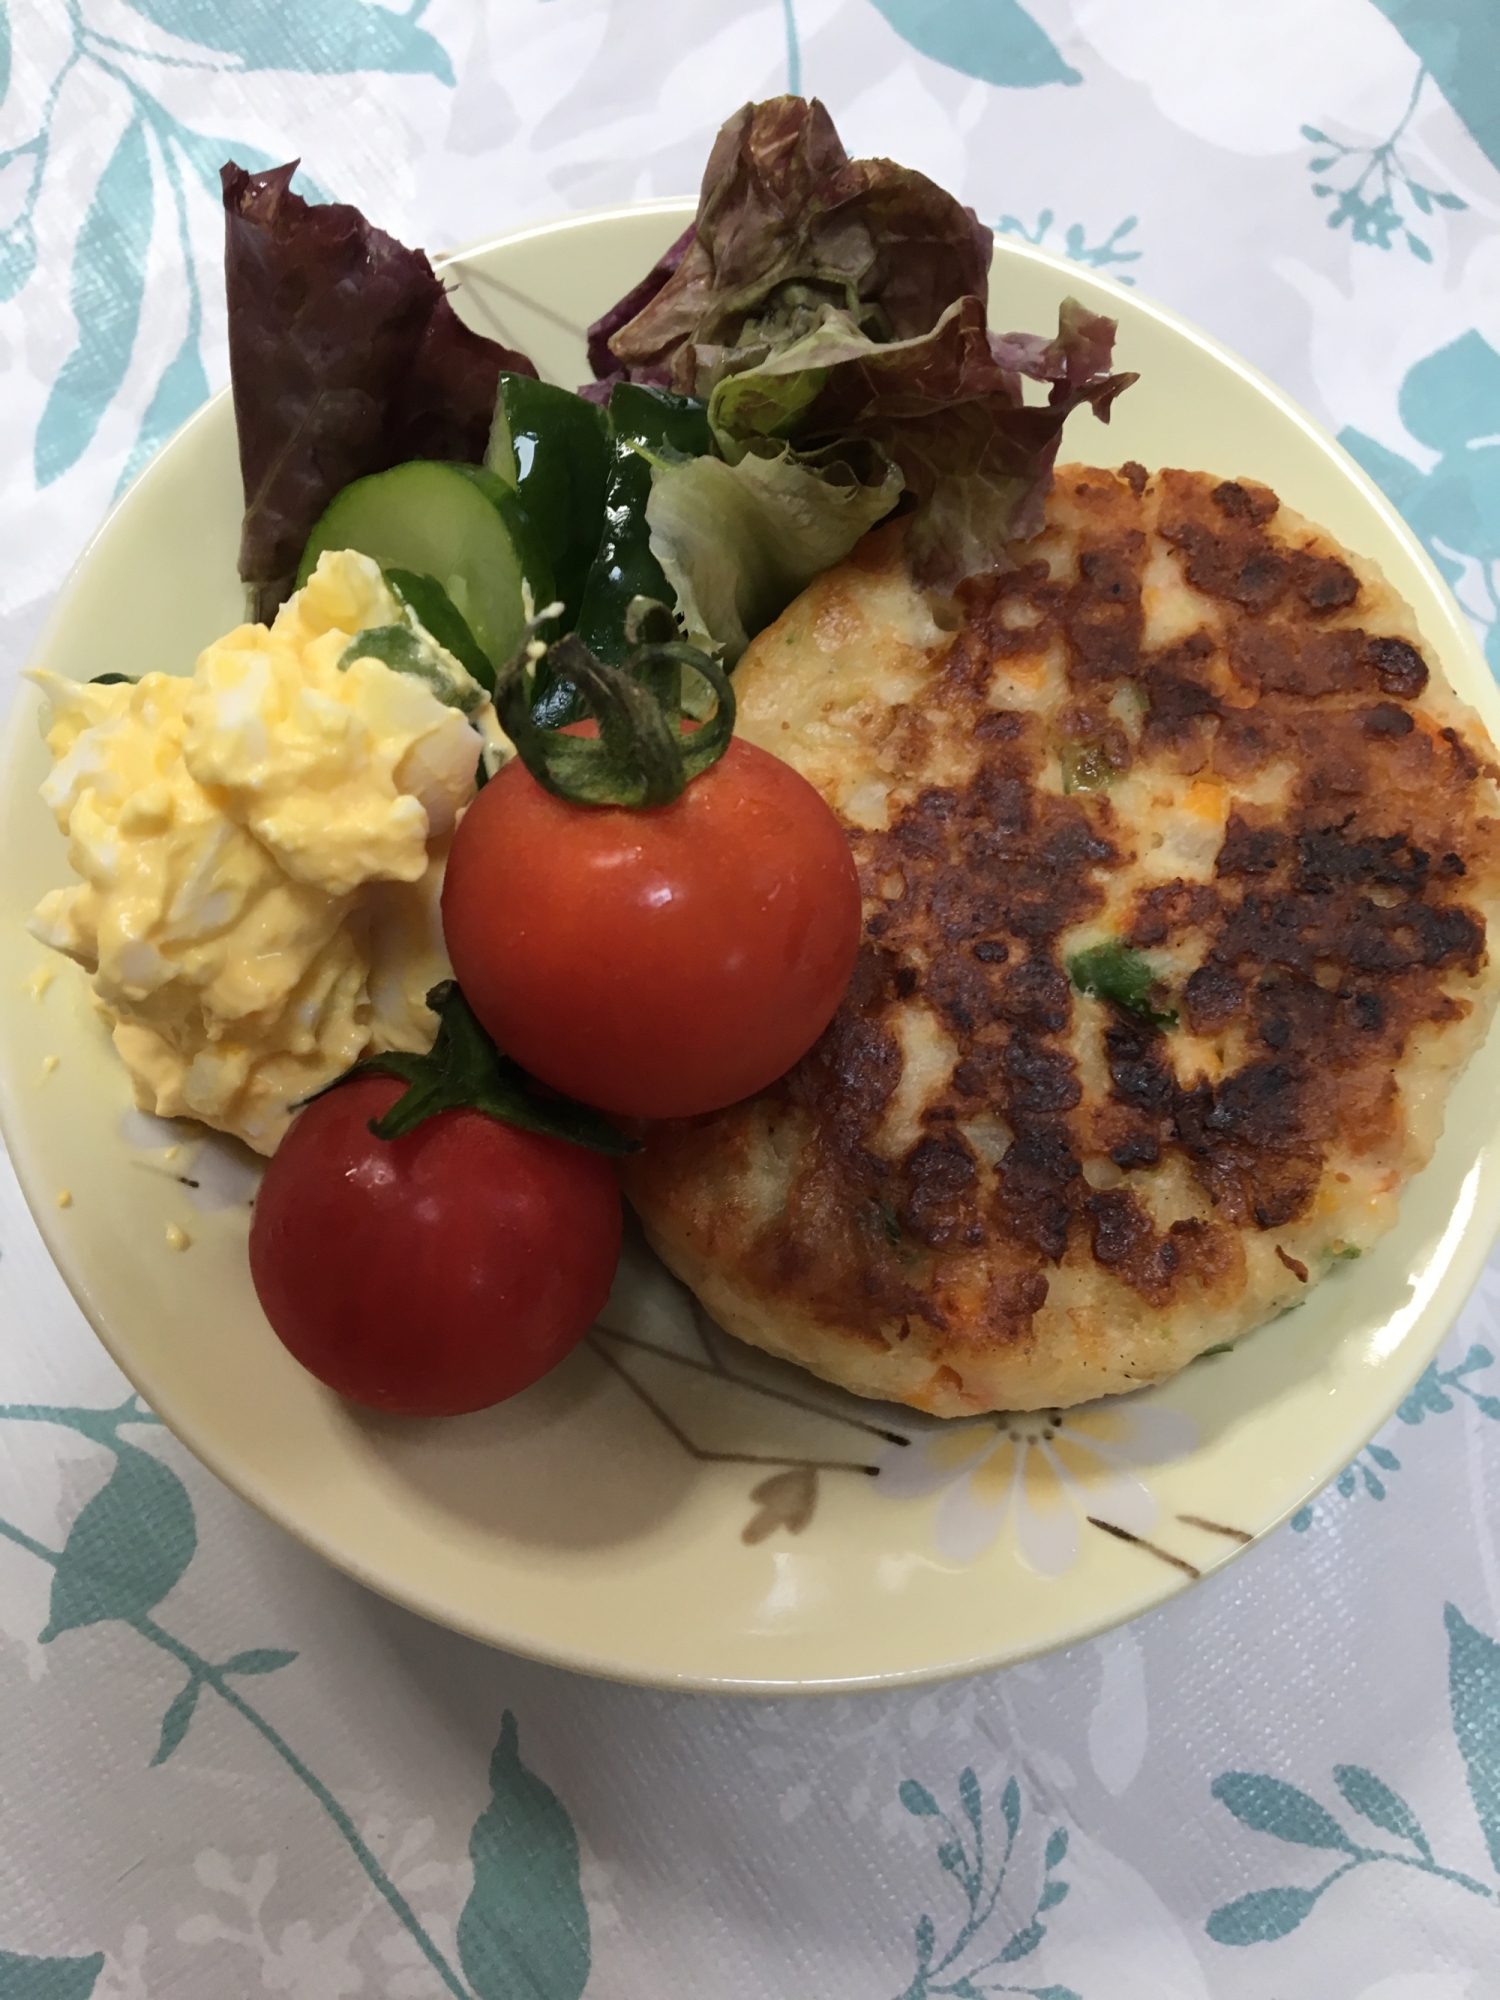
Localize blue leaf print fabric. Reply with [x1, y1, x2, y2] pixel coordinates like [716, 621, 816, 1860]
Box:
[1340, 330, 1500, 676]
[1206, 1884, 1321, 1947]
[120, 0, 455, 83]
[0, 1401, 590, 1995]
[1332, 1765, 1432, 1853]
[41, 1439, 195, 1640]
[0, 1954, 103, 2000]
[888, 1766, 1080, 1997]
[866, 0, 1081, 88]
[33, 117, 153, 487]
[116, 330, 210, 497]
[1445, 1603, 1500, 1876]
[148, 1674, 204, 1768]
[458, 1712, 592, 2000]
[11, 0, 442, 520]
[1370, 0, 1500, 172]
[1210, 1776, 1357, 1852]
[1205, 1601, 1500, 1947]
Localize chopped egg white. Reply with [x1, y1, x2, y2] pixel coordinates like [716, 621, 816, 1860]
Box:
[29, 550, 497, 1155]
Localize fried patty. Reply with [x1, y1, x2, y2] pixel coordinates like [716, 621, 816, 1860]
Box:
[622, 466, 1500, 1413]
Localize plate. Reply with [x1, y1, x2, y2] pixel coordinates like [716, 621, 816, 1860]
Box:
[3, 202, 1499, 1694]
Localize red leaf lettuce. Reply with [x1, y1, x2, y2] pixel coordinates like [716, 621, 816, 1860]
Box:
[223, 161, 537, 622]
[593, 98, 1135, 590]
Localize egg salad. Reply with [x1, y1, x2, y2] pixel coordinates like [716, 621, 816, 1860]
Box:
[29, 549, 502, 1154]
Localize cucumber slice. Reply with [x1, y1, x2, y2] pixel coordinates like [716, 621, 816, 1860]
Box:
[486, 373, 610, 629]
[296, 461, 554, 671]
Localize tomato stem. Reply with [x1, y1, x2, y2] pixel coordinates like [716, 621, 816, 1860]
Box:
[495, 600, 736, 808]
[322, 983, 639, 1155]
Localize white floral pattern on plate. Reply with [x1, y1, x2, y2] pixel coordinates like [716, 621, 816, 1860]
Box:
[875, 1399, 1197, 1574]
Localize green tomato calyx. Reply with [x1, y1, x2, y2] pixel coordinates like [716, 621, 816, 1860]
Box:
[325, 982, 638, 1156]
[495, 599, 736, 810]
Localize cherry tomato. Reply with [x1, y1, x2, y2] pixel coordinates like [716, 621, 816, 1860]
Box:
[249, 1074, 621, 1415]
[441, 736, 861, 1120]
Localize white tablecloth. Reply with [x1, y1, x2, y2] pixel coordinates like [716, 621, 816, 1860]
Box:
[4, 4, 1500, 1994]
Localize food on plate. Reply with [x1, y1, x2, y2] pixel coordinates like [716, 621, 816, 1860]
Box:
[622, 465, 1500, 1414]
[569, 383, 716, 676]
[485, 373, 612, 631]
[33, 89, 1491, 1430]
[28, 550, 492, 1154]
[249, 991, 624, 1415]
[443, 692, 862, 1121]
[593, 96, 1133, 665]
[223, 161, 535, 623]
[297, 459, 555, 675]
[217, 93, 1132, 707]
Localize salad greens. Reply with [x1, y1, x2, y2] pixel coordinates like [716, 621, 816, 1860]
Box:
[600, 97, 992, 389]
[591, 96, 1135, 595]
[296, 459, 554, 673]
[585, 222, 696, 395]
[572, 383, 714, 667]
[338, 621, 484, 712]
[384, 569, 495, 692]
[339, 569, 493, 716]
[222, 95, 1136, 703]
[223, 162, 536, 623]
[646, 437, 902, 664]
[486, 375, 611, 628]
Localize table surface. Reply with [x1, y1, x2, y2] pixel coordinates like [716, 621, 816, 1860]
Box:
[4, 4, 1500, 1996]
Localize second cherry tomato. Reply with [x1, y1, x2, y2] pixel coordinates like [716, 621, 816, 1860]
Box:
[441, 737, 860, 1119]
[249, 1074, 621, 1415]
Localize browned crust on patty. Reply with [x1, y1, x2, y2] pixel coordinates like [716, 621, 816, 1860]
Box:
[623, 467, 1500, 1413]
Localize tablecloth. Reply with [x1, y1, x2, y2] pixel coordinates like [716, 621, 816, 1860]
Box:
[4, 3, 1500, 1994]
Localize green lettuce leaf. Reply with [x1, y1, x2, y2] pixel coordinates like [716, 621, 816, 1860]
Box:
[645, 436, 903, 662]
[710, 293, 1133, 588]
